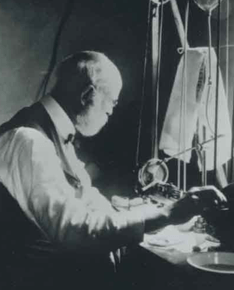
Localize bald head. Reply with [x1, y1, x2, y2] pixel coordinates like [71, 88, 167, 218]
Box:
[53, 51, 122, 103]
[51, 51, 122, 136]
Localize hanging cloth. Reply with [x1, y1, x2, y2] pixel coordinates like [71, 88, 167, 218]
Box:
[159, 47, 231, 171]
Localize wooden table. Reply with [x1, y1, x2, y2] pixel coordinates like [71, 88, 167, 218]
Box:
[112, 193, 234, 289]
[120, 222, 234, 290]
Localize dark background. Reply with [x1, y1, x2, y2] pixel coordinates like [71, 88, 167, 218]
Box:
[0, 0, 233, 197]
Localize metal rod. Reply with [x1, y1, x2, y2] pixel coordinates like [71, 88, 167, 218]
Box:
[135, 0, 152, 168]
[230, 86, 234, 181]
[182, 1, 190, 192]
[164, 134, 224, 163]
[151, 2, 161, 158]
[213, 0, 222, 185]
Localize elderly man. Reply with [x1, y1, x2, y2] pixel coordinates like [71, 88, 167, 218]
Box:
[0, 51, 226, 290]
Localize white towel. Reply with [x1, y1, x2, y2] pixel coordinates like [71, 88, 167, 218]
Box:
[159, 47, 231, 170]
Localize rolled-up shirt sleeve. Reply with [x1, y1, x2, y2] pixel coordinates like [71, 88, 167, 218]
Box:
[0, 127, 145, 253]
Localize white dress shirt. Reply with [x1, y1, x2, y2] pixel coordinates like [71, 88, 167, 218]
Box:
[0, 96, 144, 253]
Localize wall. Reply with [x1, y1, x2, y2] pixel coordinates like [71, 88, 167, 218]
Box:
[0, 0, 148, 124]
[0, 0, 233, 188]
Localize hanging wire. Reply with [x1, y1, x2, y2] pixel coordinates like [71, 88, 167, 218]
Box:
[229, 0, 234, 181]
[230, 86, 234, 181]
[170, 0, 189, 50]
[177, 0, 189, 192]
[225, 0, 230, 110]
[183, 0, 189, 192]
[202, 125, 207, 185]
[213, 0, 222, 184]
[205, 8, 216, 135]
[135, 0, 152, 169]
[35, 0, 76, 101]
[225, 0, 230, 179]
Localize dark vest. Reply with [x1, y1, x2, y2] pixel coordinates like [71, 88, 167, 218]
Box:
[0, 102, 121, 290]
[0, 102, 81, 260]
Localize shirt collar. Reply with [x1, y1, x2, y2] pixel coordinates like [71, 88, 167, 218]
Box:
[40, 95, 76, 143]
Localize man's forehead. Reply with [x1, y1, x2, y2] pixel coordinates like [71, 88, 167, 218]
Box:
[101, 61, 122, 91]
[100, 78, 121, 95]
[107, 83, 121, 101]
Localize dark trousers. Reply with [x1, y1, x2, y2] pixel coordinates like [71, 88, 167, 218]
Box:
[2, 245, 121, 290]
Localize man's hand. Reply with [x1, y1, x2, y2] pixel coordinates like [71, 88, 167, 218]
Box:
[187, 185, 227, 211]
[168, 185, 228, 225]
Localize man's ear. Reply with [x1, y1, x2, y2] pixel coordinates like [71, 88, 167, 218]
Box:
[80, 85, 95, 106]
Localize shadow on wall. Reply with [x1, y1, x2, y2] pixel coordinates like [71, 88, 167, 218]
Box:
[0, 0, 148, 125]
[0, 0, 61, 123]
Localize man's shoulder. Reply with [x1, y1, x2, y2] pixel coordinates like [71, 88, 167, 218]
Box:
[0, 127, 57, 169]
[0, 127, 52, 151]
[14, 126, 49, 141]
